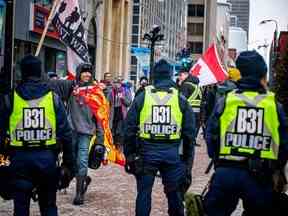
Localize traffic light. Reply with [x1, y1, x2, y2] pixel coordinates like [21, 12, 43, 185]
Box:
[180, 57, 193, 72]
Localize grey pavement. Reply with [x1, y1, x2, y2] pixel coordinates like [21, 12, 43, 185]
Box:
[0, 137, 243, 216]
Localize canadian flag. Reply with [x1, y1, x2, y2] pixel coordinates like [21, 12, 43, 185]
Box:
[190, 43, 228, 86]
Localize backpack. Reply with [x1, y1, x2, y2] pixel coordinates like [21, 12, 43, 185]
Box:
[184, 192, 206, 216]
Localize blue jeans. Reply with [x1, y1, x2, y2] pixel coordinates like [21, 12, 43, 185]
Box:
[73, 132, 92, 177]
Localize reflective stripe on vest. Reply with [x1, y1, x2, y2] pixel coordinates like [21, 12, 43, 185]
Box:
[139, 86, 183, 140]
[9, 91, 57, 148]
[219, 91, 280, 161]
[186, 82, 202, 113]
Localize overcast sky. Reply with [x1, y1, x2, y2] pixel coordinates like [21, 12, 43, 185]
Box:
[249, 0, 288, 54]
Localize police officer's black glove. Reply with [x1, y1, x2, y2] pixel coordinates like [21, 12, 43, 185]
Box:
[0, 137, 9, 157]
[0, 165, 13, 200]
[124, 153, 143, 175]
[180, 162, 193, 194]
[58, 165, 74, 190]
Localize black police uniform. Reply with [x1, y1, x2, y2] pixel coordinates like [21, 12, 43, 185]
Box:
[124, 59, 196, 216]
[0, 55, 75, 216]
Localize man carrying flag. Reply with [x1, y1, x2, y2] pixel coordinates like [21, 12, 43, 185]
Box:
[48, 0, 126, 205]
[66, 63, 104, 205]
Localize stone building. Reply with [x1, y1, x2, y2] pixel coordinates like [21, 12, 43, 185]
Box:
[186, 0, 217, 60]
[89, 0, 132, 80]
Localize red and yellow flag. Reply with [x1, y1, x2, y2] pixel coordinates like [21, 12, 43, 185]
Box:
[77, 85, 125, 166]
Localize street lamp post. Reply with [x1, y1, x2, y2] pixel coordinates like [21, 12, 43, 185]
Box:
[259, 19, 279, 88]
[0, 0, 14, 93]
[259, 19, 279, 52]
[143, 25, 164, 82]
[5, 0, 14, 87]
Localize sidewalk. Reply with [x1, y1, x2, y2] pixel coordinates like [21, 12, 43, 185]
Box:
[0, 138, 242, 215]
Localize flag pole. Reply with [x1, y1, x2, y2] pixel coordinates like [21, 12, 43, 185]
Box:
[35, 0, 60, 57]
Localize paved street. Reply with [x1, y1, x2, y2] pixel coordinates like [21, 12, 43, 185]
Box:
[0, 137, 242, 216]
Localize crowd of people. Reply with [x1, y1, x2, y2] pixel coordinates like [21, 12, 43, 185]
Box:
[0, 50, 288, 216]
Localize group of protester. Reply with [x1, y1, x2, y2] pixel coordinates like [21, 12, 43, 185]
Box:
[1, 50, 288, 216]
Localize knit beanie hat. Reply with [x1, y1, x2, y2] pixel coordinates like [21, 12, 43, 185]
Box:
[152, 59, 173, 81]
[20, 55, 42, 79]
[236, 50, 267, 80]
[76, 63, 93, 81]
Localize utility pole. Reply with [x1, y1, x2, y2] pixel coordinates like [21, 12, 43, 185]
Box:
[3, 0, 15, 91]
[149, 39, 155, 82]
[143, 25, 164, 83]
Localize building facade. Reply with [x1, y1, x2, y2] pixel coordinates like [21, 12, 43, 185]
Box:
[95, 0, 132, 81]
[186, 0, 217, 60]
[130, 0, 186, 82]
[13, 0, 132, 81]
[227, 0, 249, 39]
[216, 0, 231, 66]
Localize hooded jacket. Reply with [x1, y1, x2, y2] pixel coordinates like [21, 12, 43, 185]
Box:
[65, 71, 104, 143]
[48, 70, 104, 145]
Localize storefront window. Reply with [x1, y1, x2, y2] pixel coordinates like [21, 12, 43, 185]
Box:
[55, 51, 66, 77]
[34, 0, 52, 6]
[45, 47, 56, 74]
[45, 48, 67, 78]
[0, 0, 6, 53]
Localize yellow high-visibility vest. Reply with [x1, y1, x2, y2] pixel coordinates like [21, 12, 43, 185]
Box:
[9, 91, 57, 148]
[219, 91, 280, 161]
[186, 82, 202, 113]
[139, 86, 183, 140]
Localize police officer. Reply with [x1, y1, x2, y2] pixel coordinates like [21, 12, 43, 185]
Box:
[177, 67, 202, 138]
[0, 55, 75, 216]
[204, 51, 288, 216]
[124, 59, 196, 216]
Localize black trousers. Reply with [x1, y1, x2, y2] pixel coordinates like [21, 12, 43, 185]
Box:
[10, 150, 58, 216]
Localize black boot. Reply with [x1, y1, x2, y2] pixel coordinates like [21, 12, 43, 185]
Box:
[73, 176, 85, 205]
[83, 175, 91, 194]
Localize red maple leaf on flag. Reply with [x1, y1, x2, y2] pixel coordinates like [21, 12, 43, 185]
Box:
[192, 64, 202, 76]
[189, 43, 227, 86]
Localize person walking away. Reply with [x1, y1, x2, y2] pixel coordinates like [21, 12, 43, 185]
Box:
[177, 68, 202, 139]
[204, 50, 288, 216]
[124, 59, 196, 216]
[0, 55, 75, 216]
